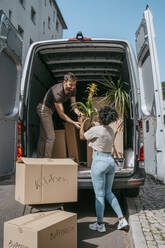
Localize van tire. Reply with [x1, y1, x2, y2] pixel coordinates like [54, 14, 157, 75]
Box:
[126, 188, 140, 197]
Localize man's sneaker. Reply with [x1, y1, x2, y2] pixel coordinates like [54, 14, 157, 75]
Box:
[89, 222, 106, 232]
[117, 218, 128, 230]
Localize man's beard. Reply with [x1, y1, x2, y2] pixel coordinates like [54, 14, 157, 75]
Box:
[65, 88, 73, 94]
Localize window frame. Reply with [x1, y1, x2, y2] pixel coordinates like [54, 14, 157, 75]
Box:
[48, 16, 51, 30]
[18, 25, 24, 38]
[31, 6, 36, 25]
[56, 19, 59, 32]
[19, 0, 26, 9]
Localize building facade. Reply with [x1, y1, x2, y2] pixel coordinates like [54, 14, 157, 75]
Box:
[0, 0, 67, 64]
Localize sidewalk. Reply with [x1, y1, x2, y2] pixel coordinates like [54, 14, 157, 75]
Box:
[127, 175, 165, 248]
[0, 175, 32, 248]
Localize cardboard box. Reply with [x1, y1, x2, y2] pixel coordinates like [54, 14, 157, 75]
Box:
[87, 143, 93, 168]
[110, 119, 124, 158]
[15, 157, 78, 205]
[4, 210, 77, 248]
[52, 129, 67, 158]
[92, 97, 124, 158]
[65, 123, 84, 163]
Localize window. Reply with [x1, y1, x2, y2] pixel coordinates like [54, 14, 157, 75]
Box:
[51, 34, 54, 39]
[9, 9, 12, 20]
[18, 25, 24, 38]
[49, 0, 52, 5]
[45, 0, 46, 6]
[56, 20, 59, 32]
[19, 0, 25, 8]
[29, 38, 33, 45]
[43, 21, 45, 34]
[53, 11, 56, 23]
[146, 120, 149, 133]
[48, 17, 51, 29]
[31, 7, 36, 25]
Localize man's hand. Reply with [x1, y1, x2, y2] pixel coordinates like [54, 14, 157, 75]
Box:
[55, 103, 80, 127]
[73, 121, 81, 129]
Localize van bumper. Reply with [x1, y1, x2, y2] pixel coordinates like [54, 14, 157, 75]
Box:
[78, 177, 145, 189]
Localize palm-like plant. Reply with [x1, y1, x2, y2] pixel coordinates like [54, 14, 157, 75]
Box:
[97, 76, 130, 158]
[97, 76, 130, 118]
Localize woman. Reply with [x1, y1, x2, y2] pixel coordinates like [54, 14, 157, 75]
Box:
[80, 106, 128, 232]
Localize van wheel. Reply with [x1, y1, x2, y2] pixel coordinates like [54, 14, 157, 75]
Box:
[126, 188, 139, 197]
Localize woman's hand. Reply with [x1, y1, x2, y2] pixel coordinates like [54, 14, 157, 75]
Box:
[79, 118, 89, 140]
[80, 117, 88, 126]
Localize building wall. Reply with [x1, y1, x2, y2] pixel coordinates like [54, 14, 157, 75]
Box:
[0, 0, 67, 64]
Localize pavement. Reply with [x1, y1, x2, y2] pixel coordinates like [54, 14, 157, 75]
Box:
[127, 175, 165, 248]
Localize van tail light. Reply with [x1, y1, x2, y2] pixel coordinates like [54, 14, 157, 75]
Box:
[139, 121, 144, 161]
[128, 180, 143, 184]
[17, 145, 22, 161]
[17, 123, 22, 160]
[139, 146, 144, 161]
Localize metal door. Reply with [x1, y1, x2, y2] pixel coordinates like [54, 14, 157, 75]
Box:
[0, 10, 22, 177]
[135, 6, 165, 182]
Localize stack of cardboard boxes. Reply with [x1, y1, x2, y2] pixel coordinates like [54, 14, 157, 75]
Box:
[3, 157, 78, 247]
[52, 124, 85, 164]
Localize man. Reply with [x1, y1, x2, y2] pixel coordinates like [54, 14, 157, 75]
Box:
[37, 72, 82, 158]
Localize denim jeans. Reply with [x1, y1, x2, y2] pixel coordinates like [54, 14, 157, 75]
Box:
[36, 103, 55, 158]
[91, 151, 123, 222]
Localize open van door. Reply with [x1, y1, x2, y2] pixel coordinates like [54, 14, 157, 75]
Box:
[0, 10, 22, 178]
[135, 6, 165, 182]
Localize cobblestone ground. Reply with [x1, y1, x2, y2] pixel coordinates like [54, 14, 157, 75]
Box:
[130, 175, 165, 248]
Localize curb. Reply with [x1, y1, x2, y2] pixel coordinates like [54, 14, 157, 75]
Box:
[127, 198, 147, 248]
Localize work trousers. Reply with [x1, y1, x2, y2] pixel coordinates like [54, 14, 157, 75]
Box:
[36, 103, 55, 158]
[91, 151, 123, 222]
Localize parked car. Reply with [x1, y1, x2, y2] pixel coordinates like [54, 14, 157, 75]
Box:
[1, 6, 165, 196]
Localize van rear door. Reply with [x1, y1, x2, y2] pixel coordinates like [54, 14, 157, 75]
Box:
[135, 6, 165, 182]
[0, 10, 22, 177]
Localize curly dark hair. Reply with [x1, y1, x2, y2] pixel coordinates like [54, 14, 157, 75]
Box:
[64, 72, 77, 82]
[99, 106, 118, 125]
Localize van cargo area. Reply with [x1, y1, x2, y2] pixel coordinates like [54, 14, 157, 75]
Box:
[22, 40, 139, 187]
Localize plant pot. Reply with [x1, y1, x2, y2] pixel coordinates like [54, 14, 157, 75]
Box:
[83, 118, 93, 131]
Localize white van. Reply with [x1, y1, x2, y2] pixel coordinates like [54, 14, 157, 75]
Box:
[0, 6, 165, 195]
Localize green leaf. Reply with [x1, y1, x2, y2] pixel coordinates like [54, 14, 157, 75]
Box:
[97, 75, 130, 116]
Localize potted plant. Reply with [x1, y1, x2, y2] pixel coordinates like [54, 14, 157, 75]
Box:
[71, 83, 98, 130]
[97, 76, 130, 128]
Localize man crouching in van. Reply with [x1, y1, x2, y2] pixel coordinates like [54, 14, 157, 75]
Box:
[36, 72, 82, 158]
